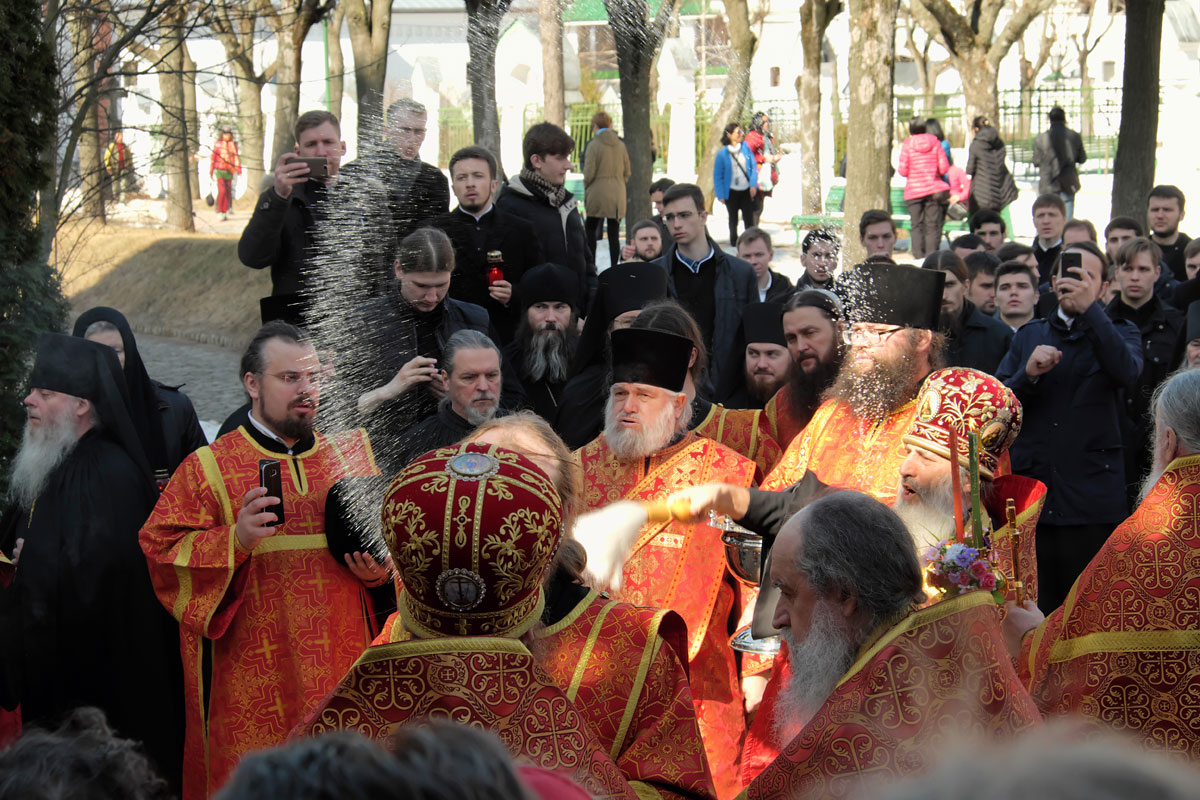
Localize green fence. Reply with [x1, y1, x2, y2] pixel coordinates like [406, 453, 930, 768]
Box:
[438, 107, 476, 169]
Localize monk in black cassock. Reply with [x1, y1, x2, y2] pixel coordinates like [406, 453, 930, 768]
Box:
[0, 334, 183, 790]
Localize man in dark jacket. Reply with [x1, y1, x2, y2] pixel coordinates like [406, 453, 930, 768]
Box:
[504, 263, 580, 422]
[422, 145, 541, 343]
[347, 229, 524, 476]
[1033, 106, 1086, 219]
[1106, 237, 1185, 507]
[995, 241, 1142, 613]
[1031, 193, 1067, 287]
[737, 227, 794, 303]
[341, 98, 450, 295]
[924, 252, 1012, 374]
[496, 123, 593, 311]
[964, 120, 1018, 215]
[390, 330, 506, 468]
[238, 110, 347, 320]
[794, 229, 840, 292]
[654, 182, 757, 394]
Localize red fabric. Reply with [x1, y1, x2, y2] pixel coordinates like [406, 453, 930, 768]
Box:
[898, 133, 950, 202]
[518, 766, 594, 800]
[0, 707, 20, 749]
[215, 177, 232, 213]
[947, 164, 971, 203]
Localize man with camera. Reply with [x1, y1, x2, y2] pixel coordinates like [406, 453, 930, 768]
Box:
[995, 241, 1142, 613]
[238, 111, 347, 324]
[139, 321, 383, 799]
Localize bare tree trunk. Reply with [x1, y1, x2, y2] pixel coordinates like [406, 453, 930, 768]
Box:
[466, 2, 509, 158]
[1112, 0, 1164, 219]
[182, 42, 201, 199]
[540, 0, 565, 126]
[271, 29, 303, 165]
[843, 0, 896, 265]
[235, 69, 268, 192]
[958, 52, 999, 134]
[798, 0, 841, 215]
[71, 11, 105, 224]
[160, 7, 194, 231]
[696, 0, 756, 206]
[344, 0, 391, 146]
[327, 5, 345, 119]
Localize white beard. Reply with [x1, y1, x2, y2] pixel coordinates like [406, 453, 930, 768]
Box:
[1138, 456, 1167, 506]
[893, 474, 958, 552]
[774, 601, 858, 743]
[603, 395, 678, 461]
[8, 413, 81, 511]
[463, 395, 499, 426]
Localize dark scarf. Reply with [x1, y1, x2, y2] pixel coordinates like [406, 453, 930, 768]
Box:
[520, 168, 567, 208]
[1048, 122, 1073, 182]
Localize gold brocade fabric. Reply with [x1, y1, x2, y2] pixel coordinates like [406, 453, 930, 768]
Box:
[760, 398, 919, 502]
[138, 428, 379, 799]
[742, 593, 1042, 800]
[295, 637, 639, 800]
[692, 404, 783, 485]
[575, 432, 756, 800]
[1020, 454, 1200, 759]
[535, 591, 718, 800]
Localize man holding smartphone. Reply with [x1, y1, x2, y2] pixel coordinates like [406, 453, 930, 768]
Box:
[239, 110, 347, 324]
[140, 321, 383, 799]
[996, 241, 1143, 613]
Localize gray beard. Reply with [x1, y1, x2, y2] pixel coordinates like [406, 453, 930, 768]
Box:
[8, 414, 81, 511]
[524, 328, 571, 384]
[775, 601, 858, 743]
[463, 396, 499, 426]
[1138, 457, 1167, 506]
[893, 473, 957, 551]
[603, 395, 679, 461]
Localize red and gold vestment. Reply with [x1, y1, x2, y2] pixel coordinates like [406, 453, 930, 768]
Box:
[296, 636, 638, 800]
[139, 427, 379, 798]
[1019, 454, 1200, 759]
[742, 592, 1042, 800]
[760, 398, 919, 500]
[693, 404, 783, 484]
[762, 383, 809, 452]
[576, 432, 756, 800]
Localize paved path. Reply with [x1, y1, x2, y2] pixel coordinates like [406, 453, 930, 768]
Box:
[137, 332, 243, 437]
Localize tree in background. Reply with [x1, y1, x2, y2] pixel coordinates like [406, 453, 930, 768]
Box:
[696, 0, 759, 206]
[797, 0, 842, 215]
[265, 0, 335, 165]
[1111, 0, 1163, 220]
[465, 0, 514, 160]
[326, 4, 346, 119]
[1016, 13, 1055, 140]
[842, 0, 897, 265]
[1071, 0, 1116, 137]
[603, 0, 678, 227]
[540, 0, 566, 127]
[343, 0, 392, 150]
[915, 0, 1056, 129]
[0, 0, 70, 495]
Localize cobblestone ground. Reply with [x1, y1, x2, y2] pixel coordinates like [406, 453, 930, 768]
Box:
[137, 332, 243, 436]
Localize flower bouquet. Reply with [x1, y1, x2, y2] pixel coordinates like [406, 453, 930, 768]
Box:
[922, 540, 1008, 604]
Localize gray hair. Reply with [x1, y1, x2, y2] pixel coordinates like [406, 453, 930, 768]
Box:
[83, 320, 120, 338]
[440, 330, 501, 376]
[794, 491, 925, 636]
[387, 97, 427, 120]
[1153, 369, 1200, 454]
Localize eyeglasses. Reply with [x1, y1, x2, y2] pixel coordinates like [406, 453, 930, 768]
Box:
[262, 370, 324, 387]
[395, 127, 426, 136]
[662, 211, 696, 223]
[843, 325, 903, 346]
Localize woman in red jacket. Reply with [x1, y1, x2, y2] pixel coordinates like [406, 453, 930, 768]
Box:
[898, 116, 950, 259]
[210, 127, 242, 220]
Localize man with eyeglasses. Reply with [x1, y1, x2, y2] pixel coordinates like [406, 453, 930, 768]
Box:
[655, 181, 757, 396]
[140, 320, 385, 797]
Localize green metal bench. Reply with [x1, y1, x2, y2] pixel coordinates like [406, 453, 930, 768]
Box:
[790, 183, 973, 247]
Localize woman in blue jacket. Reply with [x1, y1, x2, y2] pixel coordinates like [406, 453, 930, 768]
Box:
[713, 122, 758, 246]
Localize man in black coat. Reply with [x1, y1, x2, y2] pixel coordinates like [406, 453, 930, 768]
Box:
[504, 263, 580, 422]
[1033, 106, 1086, 219]
[345, 229, 524, 476]
[0, 335, 183, 791]
[496, 122, 593, 311]
[654, 182, 757, 395]
[238, 110, 347, 319]
[422, 145, 541, 343]
[1106, 237, 1186, 507]
[995, 241, 1142, 613]
[924, 252, 1012, 374]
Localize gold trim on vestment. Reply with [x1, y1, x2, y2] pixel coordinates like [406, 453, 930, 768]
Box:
[1049, 629, 1200, 662]
[613, 614, 667, 759]
[397, 587, 547, 640]
[535, 588, 601, 637]
[253, 533, 329, 553]
[235, 426, 320, 459]
[356, 635, 533, 664]
[836, 591, 994, 690]
[630, 780, 664, 800]
[568, 599, 617, 702]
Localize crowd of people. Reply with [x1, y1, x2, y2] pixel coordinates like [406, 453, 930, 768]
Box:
[3, 98, 1200, 800]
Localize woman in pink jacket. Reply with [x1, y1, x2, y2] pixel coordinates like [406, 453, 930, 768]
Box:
[898, 117, 950, 258]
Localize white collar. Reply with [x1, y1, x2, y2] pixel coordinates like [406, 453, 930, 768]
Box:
[247, 409, 290, 447]
[1056, 306, 1075, 329]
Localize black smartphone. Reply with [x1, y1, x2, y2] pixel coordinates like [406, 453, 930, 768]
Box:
[258, 459, 285, 527]
[1059, 251, 1083, 279]
[289, 156, 328, 181]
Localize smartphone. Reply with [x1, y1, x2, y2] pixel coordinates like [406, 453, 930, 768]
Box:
[1059, 251, 1083, 279]
[288, 156, 328, 181]
[258, 459, 285, 527]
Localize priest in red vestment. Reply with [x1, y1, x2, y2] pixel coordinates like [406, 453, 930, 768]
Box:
[574, 327, 757, 799]
[296, 443, 638, 800]
[1005, 369, 1200, 760]
[140, 322, 382, 798]
[740, 491, 1041, 800]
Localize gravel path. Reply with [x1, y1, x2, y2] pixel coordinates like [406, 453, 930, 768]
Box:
[137, 332, 244, 435]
